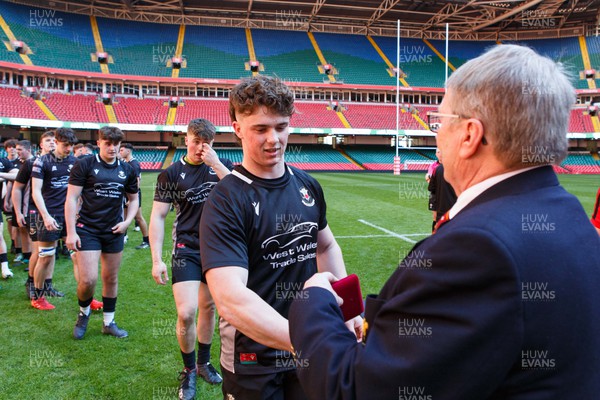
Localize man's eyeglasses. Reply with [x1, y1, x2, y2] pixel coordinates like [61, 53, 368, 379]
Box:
[426, 112, 463, 133]
[426, 111, 487, 145]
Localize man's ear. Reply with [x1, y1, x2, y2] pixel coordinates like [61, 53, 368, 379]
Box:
[233, 121, 242, 141]
[458, 118, 485, 159]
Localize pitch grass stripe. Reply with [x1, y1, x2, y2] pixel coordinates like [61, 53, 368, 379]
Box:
[358, 219, 430, 244]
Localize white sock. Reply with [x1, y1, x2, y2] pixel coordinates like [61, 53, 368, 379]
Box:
[103, 312, 115, 326]
[1, 261, 10, 273]
[80, 306, 91, 316]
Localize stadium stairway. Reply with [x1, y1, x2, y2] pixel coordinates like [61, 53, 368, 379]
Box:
[336, 147, 365, 170]
[163, 147, 177, 166]
[579, 36, 596, 90]
[0, 12, 32, 65]
[245, 28, 259, 77]
[172, 24, 185, 79]
[90, 16, 109, 74]
[307, 32, 336, 83]
[34, 99, 57, 120]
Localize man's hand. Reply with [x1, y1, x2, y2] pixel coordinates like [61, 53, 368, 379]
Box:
[303, 272, 343, 305]
[200, 143, 219, 167]
[15, 213, 26, 228]
[345, 315, 364, 342]
[66, 233, 81, 251]
[111, 221, 129, 235]
[152, 260, 169, 285]
[304, 272, 364, 341]
[43, 215, 60, 231]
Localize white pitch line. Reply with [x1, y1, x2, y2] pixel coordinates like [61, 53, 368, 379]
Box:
[358, 219, 426, 244]
[336, 234, 395, 239]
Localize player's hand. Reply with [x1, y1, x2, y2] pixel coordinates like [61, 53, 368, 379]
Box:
[66, 233, 81, 251]
[303, 272, 343, 306]
[345, 315, 364, 342]
[15, 213, 26, 228]
[43, 216, 59, 231]
[200, 143, 219, 167]
[152, 261, 169, 285]
[111, 221, 129, 234]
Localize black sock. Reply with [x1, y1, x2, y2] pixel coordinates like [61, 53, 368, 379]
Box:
[44, 278, 53, 290]
[432, 220, 436, 232]
[11, 239, 14, 248]
[197, 342, 212, 365]
[142, 236, 149, 244]
[16, 247, 22, 255]
[102, 296, 117, 313]
[27, 276, 33, 283]
[23, 252, 31, 261]
[0, 253, 8, 263]
[78, 297, 93, 308]
[181, 350, 196, 371]
[34, 287, 43, 300]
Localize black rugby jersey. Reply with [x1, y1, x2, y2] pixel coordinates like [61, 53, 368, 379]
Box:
[31, 153, 78, 215]
[154, 156, 234, 250]
[200, 164, 327, 374]
[69, 154, 138, 233]
[128, 158, 142, 179]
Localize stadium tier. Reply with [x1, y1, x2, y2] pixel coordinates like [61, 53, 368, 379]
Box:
[569, 109, 595, 132]
[342, 146, 436, 171]
[343, 103, 436, 130]
[216, 148, 243, 165]
[0, 2, 98, 72]
[370, 36, 447, 88]
[0, 87, 49, 120]
[561, 153, 600, 174]
[251, 29, 324, 83]
[43, 92, 109, 122]
[506, 37, 598, 90]
[312, 32, 394, 85]
[178, 25, 248, 80]
[292, 102, 346, 129]
[113, 96, 169, 125]
[96, 17, 178, 77]
[174, 99, 230, 126]
[135, 148, 167, 170]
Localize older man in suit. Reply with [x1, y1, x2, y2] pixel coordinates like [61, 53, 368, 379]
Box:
[288, 44, 600, 399]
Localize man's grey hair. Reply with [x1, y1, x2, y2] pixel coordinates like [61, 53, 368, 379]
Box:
[446, 44, 575, 168]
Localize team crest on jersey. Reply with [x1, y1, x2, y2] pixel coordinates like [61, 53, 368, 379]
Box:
[117, 171, 126, 179]
[180, 172, 186, 180]
[299, 187, 315, 207]
[68, 164, 73, 172]
[208, 167, 216, 175]
[51, 166, 57, 171]
[94, 169, 99, 175]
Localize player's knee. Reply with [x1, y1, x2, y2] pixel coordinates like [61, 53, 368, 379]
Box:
[39, 246, 56, 257]
[177, 307, 197, 325]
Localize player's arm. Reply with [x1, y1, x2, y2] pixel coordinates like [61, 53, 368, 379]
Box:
[206, 266, 291, 351]
[11, 181, 26, 227]
[0, 167, 18, 181]
[149, 201, 170, 284]
[31, 177, 58, 231]
[201, 143, 231, 179]
[65, 184, 83, 251]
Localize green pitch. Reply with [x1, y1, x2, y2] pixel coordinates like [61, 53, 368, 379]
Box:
[0, 172, 597, 399]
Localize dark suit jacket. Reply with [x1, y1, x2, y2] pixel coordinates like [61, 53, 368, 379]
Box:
[289, 166, 600, 400]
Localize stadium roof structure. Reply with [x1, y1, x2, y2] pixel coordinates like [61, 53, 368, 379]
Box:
[9, 0, 600, 40]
